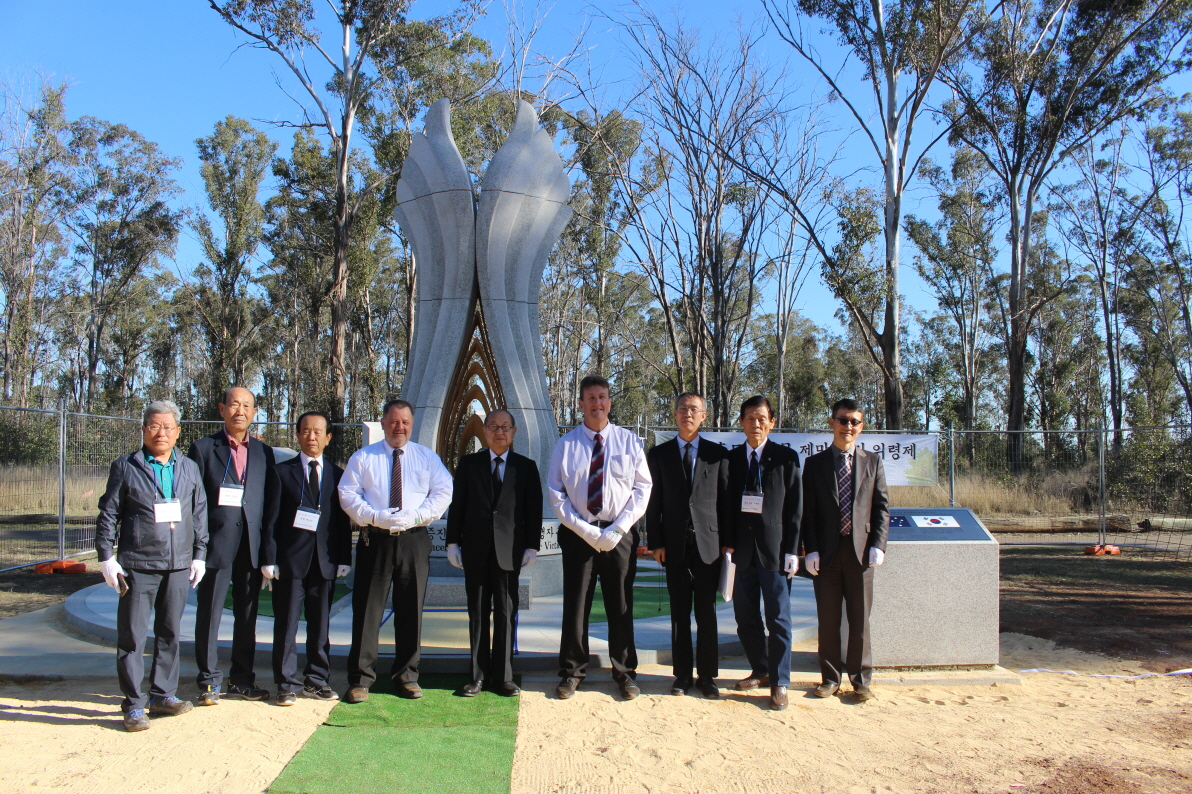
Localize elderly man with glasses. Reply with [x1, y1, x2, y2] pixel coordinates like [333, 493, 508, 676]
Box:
[445, 409, 543, 697]
[95, 400, 209, 731]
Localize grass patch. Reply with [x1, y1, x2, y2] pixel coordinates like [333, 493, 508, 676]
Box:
[1000, 546, 1192, 590]
[269, 674, 517, 794]
[588, 559, 724, 623]
[227, 582, 350, 619]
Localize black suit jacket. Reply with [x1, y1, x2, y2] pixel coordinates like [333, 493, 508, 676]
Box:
[446, 449, 543, 571]
[645, 437, 728, 565]
[187, 432, 279, 569]
[801, 446, 889, 569]
[260, 456, 351, 580]
[722, 441, 802, 572]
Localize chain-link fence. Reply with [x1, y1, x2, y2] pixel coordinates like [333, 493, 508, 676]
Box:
[0, 405, 367, 571]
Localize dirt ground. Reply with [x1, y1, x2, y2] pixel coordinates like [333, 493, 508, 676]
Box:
[0, 559, 103, 619]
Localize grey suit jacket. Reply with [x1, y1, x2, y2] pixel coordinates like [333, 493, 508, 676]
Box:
[800, 445, 889, 568]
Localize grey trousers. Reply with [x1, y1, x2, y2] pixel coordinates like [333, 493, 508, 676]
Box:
[116, 567, 189, 711]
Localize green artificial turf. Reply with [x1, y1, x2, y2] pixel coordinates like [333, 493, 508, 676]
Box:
[269, 674, 519, 794]
[226, 582, 350, 619]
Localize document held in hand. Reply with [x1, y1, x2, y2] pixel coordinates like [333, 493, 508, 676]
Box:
[719, 551, 736, 601]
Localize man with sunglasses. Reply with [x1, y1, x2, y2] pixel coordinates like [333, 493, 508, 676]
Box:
[801, 398, 889, 701]
[445, 409, 542, 697]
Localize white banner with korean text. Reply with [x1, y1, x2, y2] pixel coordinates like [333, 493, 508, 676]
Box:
[652, 431, 939, 487]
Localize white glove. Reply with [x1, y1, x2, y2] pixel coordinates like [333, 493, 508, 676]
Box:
[783, 553, 799, 577]
[336, 565, 351, 578]
[521, 549, 537, 568]
[260, 565, 278, 580]
[595, 529, 622, 552]
[447, 543, 463, 568]
[804, 551, 821, 576]
[100, 557, 125, 590]
[189, 559, 206, 588]
[390, 509, 419, 533]
[373, 510, 408, 533]
[869, 547, 885, 567]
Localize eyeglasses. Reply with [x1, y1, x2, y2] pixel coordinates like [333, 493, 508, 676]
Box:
[675, 406, 706, 415]
[144, 424, 179, 433]
[486, 424, 513, 433]
[833, 417, 863, 427]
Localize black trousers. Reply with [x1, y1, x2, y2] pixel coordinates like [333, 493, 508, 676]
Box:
[116, 567, 189, 711]
[665, 541, 721, 682]
[194, 528, 261, 689]
[558, 528, 638, 681]
[465, 549, 519, 684]
[813, 542, 874, 688]
[272, 560, 335, 693]
[348, 527, 430, 688]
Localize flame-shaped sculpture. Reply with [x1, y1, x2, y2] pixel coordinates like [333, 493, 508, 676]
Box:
[394, 99, 571, 488]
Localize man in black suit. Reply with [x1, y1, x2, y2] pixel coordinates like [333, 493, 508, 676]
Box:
[801, 398, 889, 701]
[260, 411, 352, 705]
[646, 392, 728, 699]
[445, 409, 543, 697]
[187, 386, 280, 704]
[721, 395, 801, 711]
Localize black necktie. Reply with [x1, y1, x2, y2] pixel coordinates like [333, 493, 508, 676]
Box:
[748, 450, 761, 492]
[307, 460, 320, 508]
[492, 456, 504, 497]
[682, 442, 694, 487]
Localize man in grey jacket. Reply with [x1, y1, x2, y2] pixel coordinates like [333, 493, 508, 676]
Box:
[96, 400, 209, 732]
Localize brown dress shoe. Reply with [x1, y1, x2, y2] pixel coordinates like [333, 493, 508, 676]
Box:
[556, 677, 580, 699]
[736, 673, 770, 691]
[769, 686, 789, 710]
[496, 682, 521, 697]
[814, 682, 839, 698]
[344, 687, 369, 704]
[396, 682, 423, 699]
[853, 685, 874, 701]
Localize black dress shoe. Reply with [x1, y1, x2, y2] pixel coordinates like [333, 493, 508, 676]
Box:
[697, 679, 720, 699]
[853, 685, 874, 701]
[769, 686, 789, 711]
[396, 682, 423, 699]
[814, 682, 840, 698]
[225, 683, 270, 701]
[618, 678, 640, 700]
[460, 680, 483, 697]
[671, 678, 693, 696]
[556, 677, 580, 699]
[496, 682, 520, 697]
[736, 673, 770, 691]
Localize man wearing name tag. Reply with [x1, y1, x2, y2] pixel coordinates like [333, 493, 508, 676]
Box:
[446, 409, 542, 697]
[339, 398, 453, 703]
[721, 395, 802, 711]
[259, 411, 352, 705]
[549, 375, 652, 701]
[645, 392, 728, 699]
[801, 398, 889, 702]
[96, 400, 208, 731]
[187, 386, 280, 705]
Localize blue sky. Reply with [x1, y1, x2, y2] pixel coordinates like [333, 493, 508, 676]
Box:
[0, 0, 948, 334]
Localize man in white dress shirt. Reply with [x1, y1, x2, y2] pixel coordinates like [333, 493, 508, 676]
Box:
[549, 375, 652, 700]
[338, 399, 453, 703]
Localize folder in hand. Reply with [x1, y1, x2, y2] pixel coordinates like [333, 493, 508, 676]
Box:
[719, 551, 736, 601]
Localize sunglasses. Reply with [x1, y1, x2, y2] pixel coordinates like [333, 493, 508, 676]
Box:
[833, 417, 863, 427]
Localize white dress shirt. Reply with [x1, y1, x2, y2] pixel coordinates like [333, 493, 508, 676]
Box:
[489, 448, 506, 481]
[548, 422, 652, 546]
[338, 439, 453, 527]
[299, 452, 324, 507]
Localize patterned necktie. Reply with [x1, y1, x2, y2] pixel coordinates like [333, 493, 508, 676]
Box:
[682, 442, 694, 487]
[747, 450, 761, 492]
[492, 455, 504, 497]
[587, 433, 604, 517]
[838, 452, 853, 536]
[307, 460, 320, 508]
[390, 448, 403, 509]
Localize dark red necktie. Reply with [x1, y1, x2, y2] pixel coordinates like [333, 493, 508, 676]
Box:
[586, 433, 604, 517]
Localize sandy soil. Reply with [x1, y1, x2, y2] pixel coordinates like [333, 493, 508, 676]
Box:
[0, 679, 335, 794]
[512, 635, 1192, 794]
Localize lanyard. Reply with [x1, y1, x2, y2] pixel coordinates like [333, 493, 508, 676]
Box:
[150, 454, 176, 500]
[221, 449, 235, 485]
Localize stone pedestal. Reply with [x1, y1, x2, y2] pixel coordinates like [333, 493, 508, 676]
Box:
[867, 507, 1000, 668]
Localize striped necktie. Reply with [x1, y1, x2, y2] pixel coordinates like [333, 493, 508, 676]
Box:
[587, 433, 604, 517]
[838, 451, 852, 536]
[390, 448, 403, 509]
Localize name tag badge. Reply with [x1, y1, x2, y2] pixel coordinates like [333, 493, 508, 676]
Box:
[218, 484, 245, 507]
[154, 499, 183, 524]
[741, 492, 764, 514]
[293, 506, 320, 531]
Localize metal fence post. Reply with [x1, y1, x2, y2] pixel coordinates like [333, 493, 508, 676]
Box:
[57, 398, 67, 561]
[1098, 424, 1107, 546]
[948, 421, 956, 508]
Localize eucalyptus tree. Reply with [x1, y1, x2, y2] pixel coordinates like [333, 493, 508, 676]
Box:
[941, 0, 1192, 466]
[762, 0, 989, 429]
